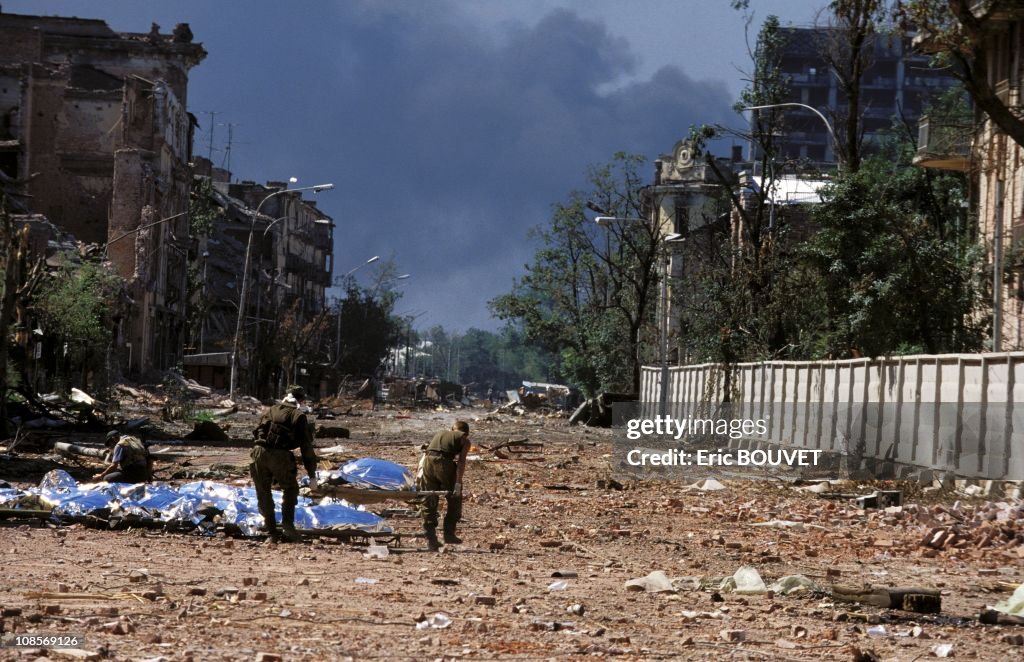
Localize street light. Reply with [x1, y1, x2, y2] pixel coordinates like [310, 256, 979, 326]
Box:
[229, 182, 334, 399]
[368, 273, 410, 304]
[658, 234, 685, 417]
[262, 215, 329, 238]
[594, 216, 683, 415]
[340, 255, 380, 281]
[740, 102, 839, 165]
[334, 256, 382, 367]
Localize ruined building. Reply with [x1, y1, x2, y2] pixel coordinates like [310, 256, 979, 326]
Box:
[185, 159, 335, 395]
[752, 26, 958, 166]
[0, 12, 206, 376]
[914, 8, 1024, 351]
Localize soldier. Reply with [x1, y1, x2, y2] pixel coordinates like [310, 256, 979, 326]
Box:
[94, 430, 152, 483]
[418, 420, 470, 551]
[251, 385, 319, 542]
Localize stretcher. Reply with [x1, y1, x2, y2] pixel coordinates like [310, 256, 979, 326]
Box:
[309, 484, 452, 505]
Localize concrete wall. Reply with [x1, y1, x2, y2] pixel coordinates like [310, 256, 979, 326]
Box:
[641, 352, 1024, 479]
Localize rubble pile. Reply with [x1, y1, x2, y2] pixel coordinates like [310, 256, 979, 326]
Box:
[917, 500, 1024, 556]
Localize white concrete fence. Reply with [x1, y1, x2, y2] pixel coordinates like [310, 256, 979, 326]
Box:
[640, 352, 1024, 480]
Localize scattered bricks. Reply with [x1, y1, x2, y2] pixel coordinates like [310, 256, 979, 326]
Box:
[474, 596, 496, 606]
[977, 568, 1000, 576]
[188, 587, 207, 596]
[873, 538, 895, 548]
[243, 577, 258, 586]
[43, 604, 61, 615]
[922, 527, 949, 549]
[539, 540, 561, 548]
[489, 542, 506, 551]
[255, 654, 283, 662]
[608, 635, 630, 644]
[720, 629, 746, 642]
[826, 568, 842, 579]
[99, 607, 118, 617]
[57, 582, 69, 593]
[1001, 634, 1024, 646]
[251, 592, 268, 602]
[1, 607, 22, 617]
[725, 542, 742, 550]
[103, 619, 134, 635]
[140, 591, 159, 601]
[128, 571, 147, 583]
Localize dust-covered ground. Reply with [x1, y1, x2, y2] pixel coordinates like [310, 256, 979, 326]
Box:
[1, 398, 1023, 661]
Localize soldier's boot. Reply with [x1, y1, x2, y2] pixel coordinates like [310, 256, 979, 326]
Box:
[442, 523, 462, 545]
[280, 503, 300, 543]
[257, 504, 279, 541]
[424, 527, 441, 552]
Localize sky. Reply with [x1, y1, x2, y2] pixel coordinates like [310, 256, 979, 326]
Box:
[5, 0, 822, 332]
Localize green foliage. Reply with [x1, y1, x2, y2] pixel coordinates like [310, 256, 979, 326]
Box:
[191, 410, 215, 423]
[736, 15, 790, 114]
[335, 284, 403, 376]
[189, 177, 220, 238]
[490, 153, 659, 396]
[802, 139, 985, 357]
[32, 256, 122, 373]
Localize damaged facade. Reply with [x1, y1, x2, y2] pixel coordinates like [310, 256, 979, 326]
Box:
[757, 26, 958, 165]
[643, 140, 827, 365]
[0, 12, 206, 377]
[185, 159, 334, 395]
[914, 8, 1024, 350]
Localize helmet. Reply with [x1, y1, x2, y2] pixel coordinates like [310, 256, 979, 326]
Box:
[286, 385, 307, 401]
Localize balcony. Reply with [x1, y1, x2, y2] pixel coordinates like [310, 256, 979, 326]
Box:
[914, 115, 973, 171]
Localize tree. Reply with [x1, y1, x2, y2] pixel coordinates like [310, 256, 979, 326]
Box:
[816, 0, 889, 172]
[897, 0, 1024, 149]
[30, 255, 125, 391]
[334, 283, 403, 378]
[802, 129, 986, 357]
[683, 15, 822, 365]
[490, 153, 660, 396]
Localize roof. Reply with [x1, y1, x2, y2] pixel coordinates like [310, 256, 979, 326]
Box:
[750, 175, 830, 205]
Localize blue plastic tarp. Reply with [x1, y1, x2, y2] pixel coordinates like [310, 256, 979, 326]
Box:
[7, 469, 389, 536]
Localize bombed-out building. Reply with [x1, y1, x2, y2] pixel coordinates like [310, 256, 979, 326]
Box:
[184, 159, 335, 395]
[0, 11, 206, 377]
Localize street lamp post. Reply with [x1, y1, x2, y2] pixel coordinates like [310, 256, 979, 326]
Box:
[598, 214, 684, 414]
[229, 182, 334, 399]
[658, 234, 685, 417]
[741, 102, 839, 167]
[334, 256, 381, 369]
[370, 273, 410, 302]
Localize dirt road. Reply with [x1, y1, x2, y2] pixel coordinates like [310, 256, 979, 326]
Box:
[1, 403, 1022, 661]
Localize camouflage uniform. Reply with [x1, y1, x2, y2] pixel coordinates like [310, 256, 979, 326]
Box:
[418, 428, 466, 544]
[250, 400, 318, 539]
